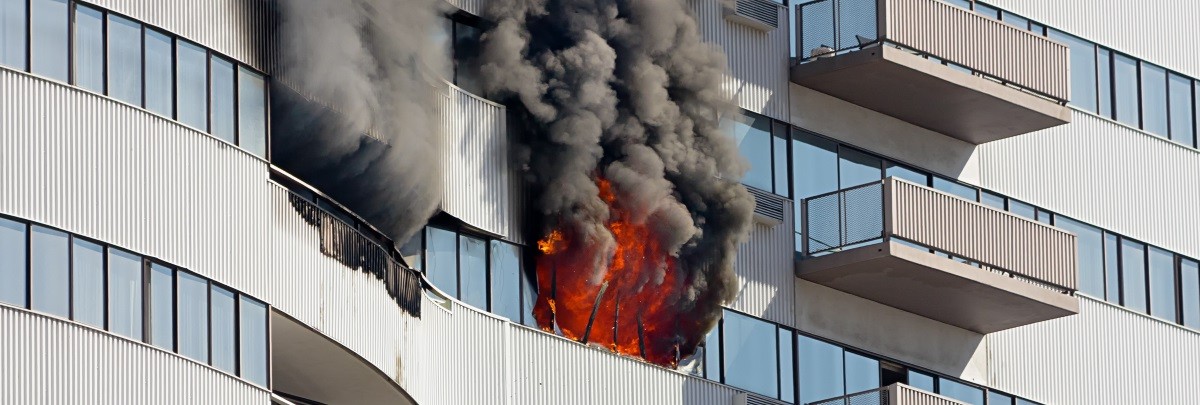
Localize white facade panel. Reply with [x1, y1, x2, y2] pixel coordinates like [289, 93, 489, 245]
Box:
[439, 83, 518, 242]
[978, 110, 1200, 259]
[731, 199, 796, 326]
[987, 296, 1200, 405]
[0, 305, 270, 405]
[695, 0, 791, 121]
[444, 0, 483, 17]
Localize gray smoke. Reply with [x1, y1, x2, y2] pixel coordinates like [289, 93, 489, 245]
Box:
[273, 0, 449, 244]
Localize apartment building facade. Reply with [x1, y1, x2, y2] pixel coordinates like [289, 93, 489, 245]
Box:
[0, 0, 1196, 404]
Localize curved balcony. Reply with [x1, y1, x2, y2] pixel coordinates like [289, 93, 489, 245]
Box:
[438, 82, 520, 242]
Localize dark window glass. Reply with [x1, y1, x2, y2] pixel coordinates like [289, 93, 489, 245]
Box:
[521, 263, 538, 328]
[400, 233, 424, 272]
[1029, 22, 1045, 36]
[933, 177, 977, 201]
[426, 227, 458, 297]
[838, 147, 882, 188]
[211, 285, 237, 373]
[1048, 30, 1096, 112]
[1196, 80, 1200, 147]
[452, 21, 483, 95]
[438, 17, 454, 80]
[0, 0, 26, 69]
[798, 335, 844, 403]
[1141, 63, 1168, 137]
[1056, 217, 1105, 297]
[71, 239, 105, 328]
[144, 30, 174, 117]
[1148, 247, 1176, 321]
[30, 226, 69, 317]
[211, 56, 236, 143]
[778, 329, 795, 402]
[1181, 258, 1200, 328]
[885, 162, 928, 186]
[177, 41, 208, 131]
[459, 234, 487, 309]
[239, 296, 269, 386]
[907, 370, 935, 392]
[1169, 73, 1195, 146]
[793, 130, 839, 200]
[939, 378, 985, 405]
[238, 68, 268, 157]
[148, 263, 175, 349]
[844, 351, 880, 393]
[703, 325, 721, 382]
[1098, 49, 1112, 118]
[108, 15, 142, 105]
[1113, 53, 1139, 127]
[1000, 11, 1028, 30]
[0, 218, 26, 306]
[73, 5, 105, 93]
[1036, 209, 1052, 225]
[973, 3, 999, 19]
[1008, 199, 1036, 220]
[731, 112, 774, 192]
[30, 0, 68, 81]
[723, 311, 778, 397]
[1103, 233, 1120, 303]
[177, 272, 209, 362]
[773, 122, 790, 196]
[490, 240, 522, 321]
[980, 191, 1006, 210]
[1120, 239, 1148, 313]
[108, 249, 142, 340]
[989, 392, 1015, 405]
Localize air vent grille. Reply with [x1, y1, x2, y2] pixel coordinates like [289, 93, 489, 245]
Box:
[723, 0, 780, 31]
[747, 187, 787, 224]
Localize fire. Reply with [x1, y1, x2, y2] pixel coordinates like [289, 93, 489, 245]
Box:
[534, 177, 707, 367]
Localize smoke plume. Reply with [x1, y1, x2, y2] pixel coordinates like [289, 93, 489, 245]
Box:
[482, 0, 756, 365]
[272, 0, 450, 244]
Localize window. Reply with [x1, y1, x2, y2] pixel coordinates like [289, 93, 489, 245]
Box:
[723, 311, 778, 397]
[1035, 209, 1052, 225]
[0, 0, 26, 69]
[980, 191, 1005, 210]
[838, 147, 882, 188]
[211, 285, 238, 373]
[1181, 258, 1200, 328]
[148, 263, 175, 350]
[1113, 53, 1139, 128]
[1008, 199, 1036, 220]
[1103, 233, 1120, 303]
[239, 296, 269, 386]
[943, 0, 970, 10]
[1097, 48, 1112, 118]
[1056, 217, 1104, 297]
[989, 392, 1015, 405]
[108, 15, 142, 105]
[703, 325, 721, 382]
[71, 238, 105, 328]
[907, 370, 935, 392]
[844, 351, 880, 393]
[73, 5, 104, 93]
[177, 271, 209, 362]
[177, 41, 209, 131]
[1048, 29, 1096, 112]
[451, 20, 483, 96]
[144, 29, 174, 117]
[0, 218, 26, 306]
[730, 111, 774, 192]
[30, 0, 68, 81]
[1000, 11, 1029, 30]
[490, 240, 523, 322]
[1169, 73, 1195, 146]
[30, 226, 69, 317]
[238, 68, 268, 158]
[400, 234, 424, 273]
[773, 121, 791, 196]
[973, 3, 999, 19]
[211, 56, 236, 143]
[933, 177, 977, 201]
[798, 335, 844, 404]
[459, 234, 487, 309]
[792, 129, 839, 200]
[885, 162, 928, 186]
[521, 262, 538, 328]
[108, 248, 142, 340]
[1120, 239, 1148, 313]
[938, 378, 984, 405]
[426, 227, 458, 297]
[1148, 247, 1176, 321]
[1140, 63, 1168, 137]
[778, 329, 795, 403]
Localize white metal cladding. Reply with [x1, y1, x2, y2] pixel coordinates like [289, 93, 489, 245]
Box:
[443, 0, 483, 17]
[984, 0, 1200, 79]
[987, 296, 1200, 405]
[893, 384, 967, 405]
[88, 0, 275, 72]
[977, 110, 1200, 260]
[0, 68, 275, 296]
[887, 178, 1078, 290]
[732, 199, 796, 326]
[439, 83, 516, 241]
[694, 0, 791, 121]
[0, 305, 270, 405]
[882, 0, 1070, 101]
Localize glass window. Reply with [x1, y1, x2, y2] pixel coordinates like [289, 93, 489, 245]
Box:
[211, 56, 236, 143]
[1008, 199, 1036, 220]
[1048, 30, 1096, 112]
[1000, 11, 1028, 30]
[1148, 247, 1176, 321]
[1056, 217, 1104, 297]
[798, 335, 844, 404]
[1169, 73, 1195, 146]
[1029, 22, 1045, 36]
[30, 0, 68, 81]
[239, 296, 269, 386]
[1120, 239, 1148, 313]
[400, 233, 424, 272]
[980, 191, 1005, 210]
[426, 227, 458, 297]
[108, 249, 142, 340]
[793, 130, 839, 200]
[838, 147, 882, 188]
[989, 392, 1015, 405]
[490, 240, 522, 321]
[144, 30, 174, 117]
[773, 122, 790, 196]
[723, 311, 778, 397]
[1113, 53, 1139, 128]
[939, 378, 985, 405]
[1141, 63, 1168, 137]
[1196, 80, 1200, 147]
[1036, 209, 1052, 225]
[211, 285, 237, 373]
[521, 264, 538, 328]
[452, 21, 483, 96]
[0, 218, 26, 306]
[73, 5, 105, 93]
[730, 112, 774, 192]
[907, 370, 935, 392]
[148, 263, 175, 349]
[30, 226, 69, 317]
[933, 177, 977, 201]
[1098, 49, 1112, 118]
[0, 0, 27, 69]
[1016, 399, 1041, 405]
[943, 0, 971, 9]
[1181, 258, 1200, 328]
[108, 15, 142, 105]
[778, 329, 795, 402]
[1103, 233, 1120, 303]
[459, 234, 487, 309]
[973, 3, 999, 19]
[703, 325, 721, 382]
[177, 272, 209, 362]
[177, 41, 209, 131]
[885, 162, 928, 186]
[239, 68, 268, 157]
[71, 239, 105, 328]
[844, 351, 880, 393]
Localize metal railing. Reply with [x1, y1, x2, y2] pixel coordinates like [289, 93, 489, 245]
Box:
[806, 384, 972, 405]
[802, 181, 885, 255]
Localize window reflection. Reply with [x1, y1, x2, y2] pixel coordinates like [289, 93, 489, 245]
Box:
[838, 147, 882, 188]
[211, 285, 238, 373]
[426, 227, 458, 297]
[798, 335, 844, 403]
[239, 296, 270, 386]
[490, 241, 523, 322]
[1140, 63, 1169, 137]
[0, 0, 27, 69]
[730, 111, 774, 192]
[210, 57, 236, 144]
[1148, 247, 1176, 321]
[723, 311, 778, 397]
[144, 30, 175, 117]
[177, 272, 210, 362]
[938, 378, 985, 405]
[1181, 259, 1200, 328]
[239, 68, 268, 157]
[73, 5, 104, 93]
[989, 392, 1015, 405]
[459, 235, 488, 309]
[778, 329, 795, 403]
[1120, 239, 1148, 313]
[1113, 53, 1139, 128]
[1168, 73, 1195, 146]
[844, 351, 880, 393]
[1048, 29, 1097, 113]
[31, 0, 68, 82]
[703, 325, 721, 382]
[108, 15, 142, 105]
[71, 239, 105, 328]
[1103, 233, 1121, 303]
[906, 370, 935, 392]
[1056, 217, 1105, 297]
[177, 41, 209, 131]
[885, 163, 927, 186]
[31, 226, 70, 317]
[0, 218, 26, 306]
[1097, 48, 1112, 118]
[149, 263, 175, 350]
[933, 177, 977, 201]
[108, 248, 143, 340]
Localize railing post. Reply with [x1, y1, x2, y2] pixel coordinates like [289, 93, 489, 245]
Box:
[838, 188, 848, 247]
[882, 178, 893, 242]
[876, 0, 887, 43]
[801, 197, 810, 256]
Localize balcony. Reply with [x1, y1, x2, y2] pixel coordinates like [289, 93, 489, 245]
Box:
[791, 0, 1071, 144]
[807, 384, 971, 405]
[796, 178, 1079, 333]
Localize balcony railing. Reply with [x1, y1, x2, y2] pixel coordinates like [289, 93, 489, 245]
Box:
[806, 384, 967, 405]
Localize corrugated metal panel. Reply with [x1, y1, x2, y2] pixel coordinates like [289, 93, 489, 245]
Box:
[88, 0, 275, 72]
[983, 0, 1200, 79]
[978, 110, 1200, 260]
[987, 296, 1200, 405]
[0, 305, 270, 404]
[732, 198, 796, 326]
[695, 0, 791, 121]
[894, 384, 966, 405]
[439, 83, 515, 241]
[443, 0, 482, 17]
[883, 0, 1070, 101]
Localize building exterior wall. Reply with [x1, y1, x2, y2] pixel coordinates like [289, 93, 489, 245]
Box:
[695, 0, 792, 121]
[731, 202, 796, 326]
[439, 83, 518, 242]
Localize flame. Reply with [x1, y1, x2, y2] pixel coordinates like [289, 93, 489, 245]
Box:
[534, 177, 705, 367]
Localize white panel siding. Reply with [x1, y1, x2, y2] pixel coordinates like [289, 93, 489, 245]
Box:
[0, 305, 270, 405]
[987, 296, 1200, 405]
[984, 0, 1200, 79]
[732, 199, 796, 326]
[439, 83, 517, 242]
[694, 0, 791, 121]
[978, 110, 1200, 259]
[444, 0, 483, 17]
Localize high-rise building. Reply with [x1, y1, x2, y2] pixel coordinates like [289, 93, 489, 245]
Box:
[0, 0, 1196, 404]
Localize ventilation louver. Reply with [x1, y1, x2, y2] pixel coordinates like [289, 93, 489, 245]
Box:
[723, 0, 780, 31]
[747, 187, 787, 225]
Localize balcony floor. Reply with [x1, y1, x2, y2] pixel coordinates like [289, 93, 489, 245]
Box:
[796, 241, 1079, 334]
[790, 46, 1071, 144]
